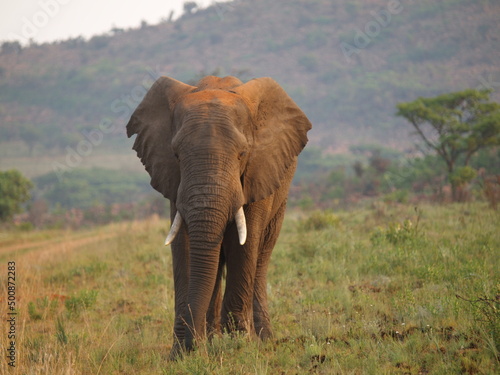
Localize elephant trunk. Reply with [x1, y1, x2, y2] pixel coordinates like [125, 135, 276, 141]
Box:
[175, 168, 244, 350]
[182, 205, 227, 350]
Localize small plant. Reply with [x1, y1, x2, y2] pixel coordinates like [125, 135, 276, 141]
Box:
[28, 301, 43, 320]
[56, 317, 68, 345]
[300, 211, 340, 231]
[371, 207, 422, 245]
[65, 289, 98, 314]
[371, 219, 419, 245]
[69, 261, 107, 278]
[456, 292, 500, 354]
[385, 219, 417, 245]
[27, 297, 58, 320]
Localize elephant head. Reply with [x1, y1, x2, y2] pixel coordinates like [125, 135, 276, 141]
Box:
[126, 75, 311, 352]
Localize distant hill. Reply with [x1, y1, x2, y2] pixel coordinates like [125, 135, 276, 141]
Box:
[1, 0, 499, 167]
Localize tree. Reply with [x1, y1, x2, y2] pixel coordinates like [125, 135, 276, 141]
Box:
[396, 89, 500, 201]
[0, 170, 33, 222]
[183, 1, 198, 14]
[1, 41, 22, 54]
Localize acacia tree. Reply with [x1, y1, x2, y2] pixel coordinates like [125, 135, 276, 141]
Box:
[0, 170, 33, 222]
[396, 89, 500, 201]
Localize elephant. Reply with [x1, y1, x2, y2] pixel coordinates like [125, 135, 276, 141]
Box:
[126, 75, 311, 358]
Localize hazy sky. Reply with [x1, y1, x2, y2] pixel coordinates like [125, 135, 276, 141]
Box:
[1, 0, 216, 45]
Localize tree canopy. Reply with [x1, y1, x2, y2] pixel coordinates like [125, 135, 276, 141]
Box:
[0, 170, 33, 222]
[396, 89, 500, 200]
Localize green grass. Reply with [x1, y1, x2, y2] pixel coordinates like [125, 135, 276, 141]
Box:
[0, 203, 498, 374]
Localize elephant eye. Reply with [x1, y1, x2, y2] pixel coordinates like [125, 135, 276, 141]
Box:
[238, 151, 247, 160]
[174, 152, 180, 161]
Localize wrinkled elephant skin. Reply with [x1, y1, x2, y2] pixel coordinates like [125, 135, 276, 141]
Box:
[126, 75, 311, 358]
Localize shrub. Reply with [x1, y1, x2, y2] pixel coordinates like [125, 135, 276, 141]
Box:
[300, 211, 340, 231]
[0, 169, 33, 222]
[65, 290, 98, 314]
[28, 302, 43, 320]
[482, 175, 500, 210]
[384, 219, 418, 245]
[56, 318, 68, 345]
[371, 211, 422, 246]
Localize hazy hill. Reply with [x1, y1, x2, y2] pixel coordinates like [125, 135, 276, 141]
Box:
[0, 0, 499, 171]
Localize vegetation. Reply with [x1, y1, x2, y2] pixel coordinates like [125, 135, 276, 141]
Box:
[4, 143, 497, 229]
[291, 144, 500, 210]
[0, 169, 32, 222]
[0, 203, 498, 373]
[34, 168, 151, 210]
[396, 89, 500, 201]
[22, 168, 166, 229]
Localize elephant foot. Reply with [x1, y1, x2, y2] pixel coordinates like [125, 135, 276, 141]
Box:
[254, 314, 273, 340]
[255, 325, 273, 340]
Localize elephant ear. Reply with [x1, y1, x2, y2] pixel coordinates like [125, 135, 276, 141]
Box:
[235, 78, 312, 203]
[126, 76, 195, 200]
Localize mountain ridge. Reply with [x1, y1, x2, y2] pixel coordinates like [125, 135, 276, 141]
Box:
[1, 0, 499, 161]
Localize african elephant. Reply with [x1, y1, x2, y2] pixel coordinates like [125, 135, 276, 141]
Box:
[126, 75, 311, 358]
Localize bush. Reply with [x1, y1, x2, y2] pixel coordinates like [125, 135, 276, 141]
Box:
[65, 290, 98, 315]
[299, 211, 340, 231]
[383, 189, 409, 204]
[35, 168, 151, 210]
[0, 169, 33, 222]
[371, 218, 421, 246]
[482, 175, 500, 210]
[450, 166, 477, 187]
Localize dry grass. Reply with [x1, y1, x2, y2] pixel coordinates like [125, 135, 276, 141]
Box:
[0, 203, 498, 374]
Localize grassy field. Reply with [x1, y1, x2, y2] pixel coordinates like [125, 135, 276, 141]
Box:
[0, 203, 498, 374]
[0, 151, 143, 179]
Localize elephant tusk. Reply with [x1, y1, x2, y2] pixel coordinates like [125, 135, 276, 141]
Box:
[165, 212, 183, 246]
[235, 206, 247, 245]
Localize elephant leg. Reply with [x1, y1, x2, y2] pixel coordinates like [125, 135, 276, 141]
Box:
[169, 205, 190, 360]
[221, 206, 264, 334]
[253, 199, 287, 339]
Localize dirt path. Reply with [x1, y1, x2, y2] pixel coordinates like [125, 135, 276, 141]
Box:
[0, 231, 119, 263]
[1, 232, 87, 255]
[0, 218, 162, 264]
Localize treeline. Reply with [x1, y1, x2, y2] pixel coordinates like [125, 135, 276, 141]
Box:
[291, 146, 500, 210]
[1, 168, 165, 229]
[2, 143, 498, 230]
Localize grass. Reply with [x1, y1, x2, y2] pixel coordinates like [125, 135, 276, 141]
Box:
[0, 203, 498, 374]
[0, 152, 143, 179]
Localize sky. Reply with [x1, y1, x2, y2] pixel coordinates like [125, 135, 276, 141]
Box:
[0, 0, 216, 45]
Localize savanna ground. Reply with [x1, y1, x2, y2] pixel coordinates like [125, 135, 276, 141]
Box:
[0, 202, 498, 374]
